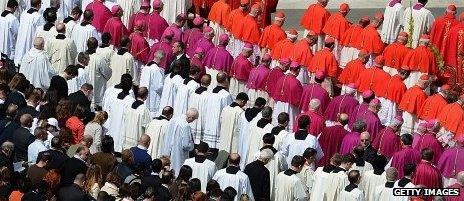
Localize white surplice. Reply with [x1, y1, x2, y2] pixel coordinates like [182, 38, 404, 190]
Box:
[274, 128, 290, 151]
[0, 11, 19, 59]
[325, 169, 349, 201]
[310, 167, 332, 201]
[122, 102, 151, 150]
[163, 115, 195, 175]
[245, 121, 273, 165]
[212, 167, 254, 201]
[280, 132, 324, 166]
[67, 66, 89, 94]
[105, 94, 135, 152]
[274, 171, 307, 201]
[188, 87, 210, 144]
[102, 86, 135, 120]
[173, 78, 199, 117]
[86, 52, 112, 107]
[35, 25, 58, 44]
[403, 6, 434, 48]
[146, 117, 169, 158]
[392, 178, 415, 201]
[19, 48, 57, 90]
[374, 184, 395, 201]
[183, 157, 217, 192]
[139, 62, 165, 118]
[338, 187, 365, 201]
[14, 9, 44, 65]
[160, 0, 191, 24]
[272, 101, 300, 132]
[360, 170, 387, 201]
[46, 35, 77, 73]
[297, 164, 315, 199]
[381, 2, 404, 44]
[218, 105, 244, 154]
[96, 45, 115, 63]
[378, 97, 398, 126]
[108, 51, 135, 87]
[237, 112, 262, 169]
[203, 87, 233, 149]
[157, 74, 184, 116]
[350, 161, 374, 176]
[71, 23, 100, 53]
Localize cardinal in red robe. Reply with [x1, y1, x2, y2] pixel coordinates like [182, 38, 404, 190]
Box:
[128, 1, 151, 37]
[309, 37, 338, 96]
[271, 28, 298, 62]
[291, 31, 317, 70]
[149, 30, 174, 70]
[103, 5, 129, 48]
[226, 1, 249, 57]
[413, 149, 444, 189]
[402, 34, 438, 88]
[339, 49, 368, 93]
[360, 12, 385, 66]
[430, 5, 458, 57]
[399, 74, 429, 135]
[382, 32, 411, 76]
[390, 133, 421, 178]
[208, 0, 231, 45]
[437, 96, 464, 142]
[444, 13, 464, 84]
[294, 99, 325, 136]
[317, 113, 349, 167]
[237, 3, 261, 62]
[259, 11, 286, 52]
[300, 0, 330, 51]
[377, 70, 408, 125]
[372, 116, 403, 158]
[86, 0, 112, 33]
[253, 0, 278, 29]
[322, 3, 351, 60]
[339, 16, 370, 68]
[229, 0, 246, 10]
[147, 0, 169, 43]
[418, 85, 450, 121]
[356, 55, 391, 95]
[129, 20, 150, 64]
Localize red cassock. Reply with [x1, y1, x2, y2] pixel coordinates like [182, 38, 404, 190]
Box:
[129, 32, 150, 64]
[273, 74, 303, 107]
[229, 0, 244, 10]
[291, 39, 314, 68]
[372, 127, 401, 158]
[230, 54, 253, 81]
[383, 42, 411, 70]
[253, 0, 279, 29]
[418, 93, 447, 121]
[322, 12, 351, 40]
[412, 160, 443, 189]
[437, 103, 464, 138]
[271, 39, 294, 61]
[227, 8, 248, 37]
[86, 1, 112, 33]
[317, 125, 348, 167]
[293, 111, 325, 136]
[262, 68, 285, 98]
[402, 45, 438, 75]
[238, 14, 261, 44]
[338, 58, 366, 85]
[147, 12, 169, 41]
[103, 17, 129, 48]
[300, 2, 330, 35]
[444, 24, 464, 84]
[355, 67, 391, 95]
[430, 13, 458, 56]
[340, 24, 364, 49]
[399, 86, 427, 115]
[208, 0, 231, 26]
[390, 146, 421, 178]
[128, 12, 150, 36]
[360, 25, 385, 55]
[378, 75, 407, 105]
[309, 48, 338, 77]
[259, 24, 286, 50]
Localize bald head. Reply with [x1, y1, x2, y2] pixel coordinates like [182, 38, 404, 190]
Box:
[338, 113, 349, 125]
[139, 134, 151, 147]
[200, 74, 211, 86]
[360, 131, 370, 140]
[161, 106, 173, 119]
[33, 37, 45, 50]
[186, 108, 199, 123]
[20, 114, 33, 127]
[386, 167, 398, 181]
[217, 72, 227, 85]
[309, 99, 321, 111]
[229, 153, 240, 166]
[56, 23, 65, 33]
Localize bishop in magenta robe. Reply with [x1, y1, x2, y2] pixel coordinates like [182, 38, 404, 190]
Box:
[293, 99, 326, 137]
[390, 134, 421, 178]
[372, 116, 403, 158]
[229, 45, 254, 97]
[413, 158, 443, 189]
[262, 59, 288, 106]
[148, 30, 174, 70]
[162, 14, 186, 43]
[86, 0, 113, 33]
[129, 20, 150, 64]
[246, 55, 271, 106]
[128, 2, 151, 36]
[190, 26, 215, 58]
[299, 71, 330, 114]
[317, 113, 349, 167]
[353, 99, 383, 140]
[438, 140, 464, 187]
[183, 17, 204, 57]
[324, 84, 359, 123]
[413, 121, 444, 165]
[147, 1, 169, 42]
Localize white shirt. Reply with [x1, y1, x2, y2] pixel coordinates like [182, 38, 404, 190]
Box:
[27, 139, 48, 164]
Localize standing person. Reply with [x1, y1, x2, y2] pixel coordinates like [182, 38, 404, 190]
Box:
[244, 149, 272, 201]
[317, 113, 349, 167]
[403, 0, 434, 48]
[294, 99, 325, 136]
[60, 146, 89, 186]
[338, 50, 368, 93]
[86, 37, 112, 109]
[353, 99, 383, 140]
[438, 138, 464, 187]
[163, 108, 198, 175]
[355, 56, 391, 96]
[299, 71, 330, 114]
[258, 11, 286, 54]
[168, 41, 190, 79]
[127, 1, 151, 36]
[274, 155, 307, 200]
[382, 32, 411, 76]
[203, 34, 234, 90]
[218, 93, 248, 154]
[129, 20, 150, 67]
[324, 84, 359, 125]
[103, 5, 128, 48]
[235, 3, 261, 61]
[381, 0, 405, 44]
[157, 62, 183, 115]
[377, 69, 408, 126]
[325, 154, 355, 201]
[444, 13, 464, 84]
[418, 85, 449, 121]
[14, 0, 44, 66]
[339, 121, 366, 155]
[48, 65, 78, 101]
[191, 27, 215, 59]
[173, 67, 201, 117]
[399, 75, 429, 135]
[229, 43, 253, 97]
[184, 17, 205, 57]
[308, 38, 338, 96]
[310, 154, 342, 201]
[63, 7, 83, 38]
[147, 0, 169, 44]
[46, 23, 78, 74]
[35, 8, 58, 43]
[429, 5, 458, 56]
[189, 75, 211, 144]
[322, 3, 351, 61]
[413, 148, 443, 189]
[208, 0, 231, 45]
[148, 30, 174, 70]
[360, 12, 385, 66]
[245, 107, 274, 166]
[84, 111, 108, 154]
[162, 13, 186, 43]
[108, 36, 136, 87]
[183, 142, 217, 192]
[402, 35, 438, 88]
[71, 10, 100, 53]
[374, 168, 399, 201]
[116, 0, 140, 28]
[27, 127, 48, 165]
[0, 0, 19, 60]
[96, 33, 114, 62]
[123, 87, 151, 149]
[300, 0, 330, 52]
[160, 0, 190, 24]
[145, 106, 172, 158]
[140, 50, 165, 117]
[362, 155, 389, 201]
[212, 153, 254, 199]
[437, 96, 464, 144]
[226, 0, 249, 58]
[338, 170, 364, 201]
[390, 134, 421, 178]
[85, 0, 112, 33]
[373, 116, 403, 158]
[443, 171, 464, 201]
[339, 16, 370, 68]
[246, 54, 272, 105]
[271, 28, 298, 67]
[19, 37, 56, 91]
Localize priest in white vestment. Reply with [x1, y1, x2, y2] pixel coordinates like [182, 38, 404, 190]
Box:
[35, 8, 58, 45]
[393, 164, 416, 201]
[96, 33, 115, 62]
[338, 170, 365, 201]
[237, 98, 265, 166]
[63, 7, 82, 38]
[325, 154, 355, 201]
[14, 2, 44, 65]
[203, 72, 233, 151]
[281, 115, 323, 166]
[183, 142, 217, 192]
[245, 106, 274, 165]
[374, 167, 398, 201]
[160, 0, 191, 24]
[67, 52, 90, 94]
[0, 2, 19, 59]
[189, 74, 211, 144]
[107, 37, 136, 87]
[46, 23, 77, 74]
[402, 0, 434, 48]
[172, 67, 200, 117]
[212, 153, 254, 200]
[350, 146, 374, 176]
[274, 155, 307, 201]
[19, 37, 57, 91]
[71, 10, 100, 53]
[157, 64, 184, 116]
[122, 87, 151, 149]
[297, 148, 317, 199]
[218, 92, 248, 154]
[105, 87, 135, 152]
[163, 108, 198, 175]
[146, 106, 172, 158]
[361, 155, 388, 201]
[310, 154, 343, 201]
[85, 37, 112, 108]
[271, 112, 290, 151]
[140, 50, 165, 118]
[381, 0, 404, 44]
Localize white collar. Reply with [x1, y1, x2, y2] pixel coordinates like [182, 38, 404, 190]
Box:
[74, 155, 85, 162]
[176, 54, 184, 60]
[137, 145, 148, 150]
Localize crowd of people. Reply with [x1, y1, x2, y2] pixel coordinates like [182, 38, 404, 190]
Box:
[0, 0, 464, 200]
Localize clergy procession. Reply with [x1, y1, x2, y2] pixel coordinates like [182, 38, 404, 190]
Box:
[1, 0, 464, 200]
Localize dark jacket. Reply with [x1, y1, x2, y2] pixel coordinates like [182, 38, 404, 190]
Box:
[0, 152, 13, 173]
[4, 90, 26, 110]
[17, 105, 39, 118]
[11, 127, 35, 162]
[43, 148, 69, 170]
[168, 54, 190, 79]
[244, 160, 271, 201]
[130, 146, 152, 174]
[364, 144, 377, 163]
[49, 75, 69, 101]
[0, 118, 20, 144]
[60, 157, 88, 186]
[68, 90, 93, 123]
[57, 184, 91, 201]
[141, 174, 161, 192]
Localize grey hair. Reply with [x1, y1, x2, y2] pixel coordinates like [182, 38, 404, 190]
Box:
[258, 148, 274, 161]
[385, 167, 398, 181]
[261, 106, 273, 119]
[187, 108, 199, 118]
[154, 50, 165, 61]
[457, 171, 464, 185]
[309, 99, 321, 110]
[352, 120, 367, 132]
[1, 141, 13, 151]
[34, 127, 47, 137]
